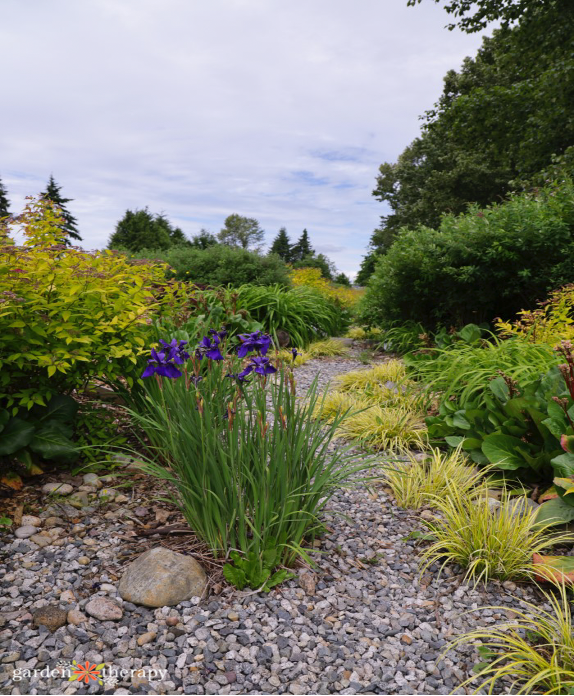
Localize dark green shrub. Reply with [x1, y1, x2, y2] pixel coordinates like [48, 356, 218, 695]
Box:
[132, 245, 290, 287]
[360, 178, 574, 329]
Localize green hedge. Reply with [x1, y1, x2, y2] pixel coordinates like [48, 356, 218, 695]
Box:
[360, 177, 574, 329]
[132, 245, 290, 287]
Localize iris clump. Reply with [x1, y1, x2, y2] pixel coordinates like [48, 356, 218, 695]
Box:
[128, 328, 368, 591]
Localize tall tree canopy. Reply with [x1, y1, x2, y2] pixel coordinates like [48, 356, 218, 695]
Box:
[218, 214, 264, 250]
[41, 175, 81, 242]
[269, 227, 292, 261]
[190, 229, 218, 249]
[362, 0, 574, 282]
[0, 177, 10, 218]
[408, 0, 565, 33]
[290, 229, 314, 262]
[108, 208, 187, 252]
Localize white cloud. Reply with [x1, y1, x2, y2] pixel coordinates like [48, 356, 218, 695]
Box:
[1, 0, 485, 276]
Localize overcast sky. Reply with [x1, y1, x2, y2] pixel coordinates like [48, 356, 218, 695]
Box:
[1, 0, 485, 277]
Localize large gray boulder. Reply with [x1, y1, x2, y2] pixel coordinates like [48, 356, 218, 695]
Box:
[118, 547, 207, 607]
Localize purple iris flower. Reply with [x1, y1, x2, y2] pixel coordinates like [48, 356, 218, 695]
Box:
[209, 328, 228, 340]
[226, 371, 251, 384]
[237, 331, 272, 358]
[159, 338, 190, 364]
[190, 375, 203, 386]
[198, 334, 224, 361]
[291, 348, 300, 361]
[238, 356, 277, 379]
[141, 348, 182, 379]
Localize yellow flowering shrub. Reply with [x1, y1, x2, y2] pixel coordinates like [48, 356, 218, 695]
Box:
[0, 197, 178, 412]
[495, 284, 574, 345]
[289, 267, 362, 309]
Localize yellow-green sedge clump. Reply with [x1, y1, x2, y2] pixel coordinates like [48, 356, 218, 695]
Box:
[448, 582, 574, 694]
[384, 446, 481, 509]
[334, 360, 408, 391]
[420, 483, 574, 584]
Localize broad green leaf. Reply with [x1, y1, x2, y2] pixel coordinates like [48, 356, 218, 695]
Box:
[551, 452, 574, 477]
[0, 418, 35, 456]
[30, 421, 77, 461]
[481, 433, 527, 470]
[488, 376, 510, 403]
[535, 497, 574, 526]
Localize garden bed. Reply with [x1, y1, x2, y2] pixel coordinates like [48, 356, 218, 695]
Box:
[0, 349, 547, 695]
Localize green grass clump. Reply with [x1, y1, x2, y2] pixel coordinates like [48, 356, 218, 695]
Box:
[385, 446, 481, 509]
[407, 336, 558, 407]
[450, 583, 574, 694]
[421, 483, 574, 584]
[235, 284, 346, 347]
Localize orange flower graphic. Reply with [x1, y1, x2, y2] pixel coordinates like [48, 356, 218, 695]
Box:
[69, 660, 104, 684]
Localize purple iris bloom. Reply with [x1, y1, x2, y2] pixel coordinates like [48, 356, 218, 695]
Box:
[291, 348, 300, 361]
[190, 375, 203, 386]
[159, 338, 190, 364]
[141, 348, 182, 379]
[237, 331, 272, 358]
[238, 356, 277, 379]
[226, 371, 251, 384]
[198, 334, 223, 361]
[209, 328, 228, 340]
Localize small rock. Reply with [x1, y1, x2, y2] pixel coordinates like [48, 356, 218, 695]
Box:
[32, 606, 68, 632]
[21, 514, 42, 527]
[83, 473, 102, 488]
[299, 572, 316, 595]
[401, 634, 413, 645]
[44, 516, 66, 528]
[60, 590, 76, 603]
[42, 482, 73, 495]
[85, 597, 123, 621]
[68, 491, 89, 508]
[98, 488, 117, 499]
[507, 497, 539, 518]
[420, 510, 434, 521]
[67, 609, 87, 625]
[166, 616, 179, 626]
[118, 547, 207, 607]
[14, 525, 37, 539]
[137, 631, 157, 646]
[227, 611, 239, 622]
[29, 534, 51, 547]
[78, 556, 90, 565]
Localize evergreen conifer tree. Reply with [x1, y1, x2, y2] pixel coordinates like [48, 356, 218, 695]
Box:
[41, 175, 81, 242]
[269, 227, 292, 261]
[290, 229, 313, 261]
[0, 177, 10, 219]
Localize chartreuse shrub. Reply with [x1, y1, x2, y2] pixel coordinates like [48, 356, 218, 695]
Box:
[0, 197, 176, 477]
[275, 338, 349, 366]
[496, 283, 574, 346]
[449, 583, 574, 694]
[420, 481, 574, 585]
[289, 267, 361, 310]
[384, 446, 480, 509]
[360, 177, 574, 329]
[127, 329, 368, 591]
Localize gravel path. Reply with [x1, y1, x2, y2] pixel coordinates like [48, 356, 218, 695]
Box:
[0, 350, 541, 695]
